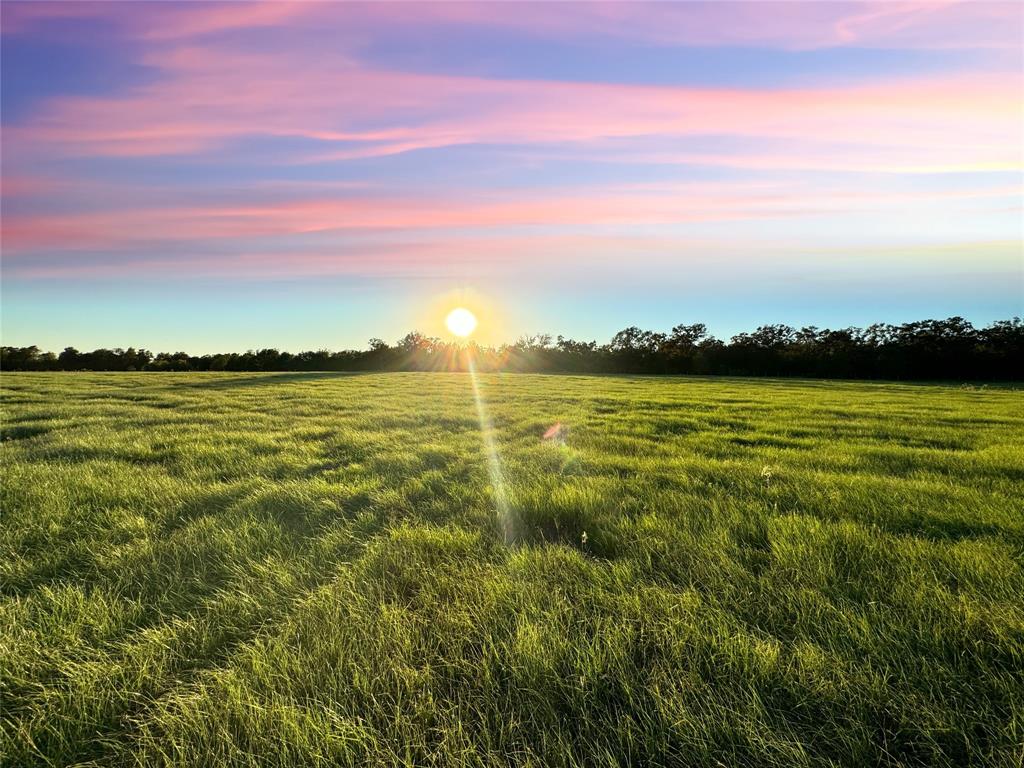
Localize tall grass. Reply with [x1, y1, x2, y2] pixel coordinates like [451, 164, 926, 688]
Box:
[2, 373, 1022, 766]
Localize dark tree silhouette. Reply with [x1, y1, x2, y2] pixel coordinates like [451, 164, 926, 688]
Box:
[3, 317, 1021, 380]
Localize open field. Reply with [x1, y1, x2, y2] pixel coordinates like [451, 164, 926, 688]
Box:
[2, 372, 1023, 767]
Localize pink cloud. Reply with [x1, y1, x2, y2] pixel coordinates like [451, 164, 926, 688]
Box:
[136, 2, 312, 40]
[5, 1, 1018, 177]
[1, 1, 312, 40]
[8, 42, 1020, 178]
[0, 231, 748, 280]
[0, 175, 66, 198]
[3, 1, 1020, 288]
[4, 177, 1017, 257]
[0, 194, 745, 251]
[458, 1, 1017, 50]
[6, 1, 1017, 50]
[8, 228, 1019, 282]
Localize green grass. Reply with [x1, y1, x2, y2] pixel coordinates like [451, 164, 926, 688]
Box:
[2, 372, 1022, 767]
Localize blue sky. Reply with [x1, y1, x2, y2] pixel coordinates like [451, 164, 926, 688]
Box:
[2, 1, 1021, 352]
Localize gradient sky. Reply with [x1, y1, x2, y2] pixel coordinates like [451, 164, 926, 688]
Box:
[2, 1, 1022, 352]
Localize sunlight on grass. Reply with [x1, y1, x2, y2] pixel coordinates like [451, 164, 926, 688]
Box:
[467, 355, 514, 542]
[2, 372, 1022, 766]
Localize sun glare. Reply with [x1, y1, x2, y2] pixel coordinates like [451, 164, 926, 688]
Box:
[446, 307, 478, 337]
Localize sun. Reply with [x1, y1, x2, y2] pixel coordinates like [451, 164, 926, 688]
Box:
[445, 307, 478, 338]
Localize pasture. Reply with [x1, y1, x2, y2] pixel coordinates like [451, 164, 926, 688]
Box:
[2, 372, 1022, 766]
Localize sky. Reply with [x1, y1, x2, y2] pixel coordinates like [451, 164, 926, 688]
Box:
[1, 1, 1022, 353]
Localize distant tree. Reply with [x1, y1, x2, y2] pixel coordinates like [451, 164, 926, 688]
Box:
[58, 347, 81, 368]
[10, 316, 1022, 380]
[663, 323, 708, 372]
[670, 323, 708, 345]
[1, 346, 42, 369]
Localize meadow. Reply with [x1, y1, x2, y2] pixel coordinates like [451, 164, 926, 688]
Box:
[1, 372, 1022, 767]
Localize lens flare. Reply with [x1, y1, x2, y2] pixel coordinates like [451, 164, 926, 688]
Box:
[466, 355, 514, 543]
[446, 307, 477, 337]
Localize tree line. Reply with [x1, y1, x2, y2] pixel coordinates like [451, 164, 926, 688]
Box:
[2, 317, 1021, 380]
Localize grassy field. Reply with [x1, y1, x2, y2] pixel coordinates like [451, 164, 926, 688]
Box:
[2, 372, 1022, 767]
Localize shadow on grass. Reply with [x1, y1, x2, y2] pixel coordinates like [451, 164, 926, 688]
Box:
[1, 424, 53, 441]
[182, 372, 370, 389]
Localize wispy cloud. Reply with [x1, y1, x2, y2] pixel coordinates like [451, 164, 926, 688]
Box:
[1, 0, 1020, 343]
[10, 1, 1013, 51]
[4, 179, 1017, 261]
[9, 48, 1019, 178]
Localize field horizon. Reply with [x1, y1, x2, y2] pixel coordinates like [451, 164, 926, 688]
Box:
[4, 315, 1022, 382]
